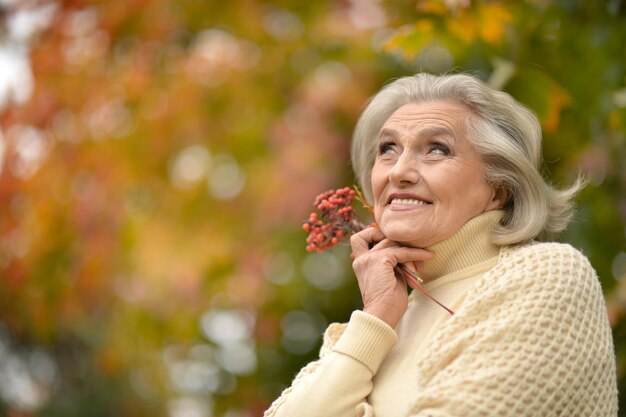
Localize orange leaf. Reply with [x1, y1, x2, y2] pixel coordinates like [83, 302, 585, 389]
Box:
[543, 83, 572, 132]
[478, 3, 513, 45]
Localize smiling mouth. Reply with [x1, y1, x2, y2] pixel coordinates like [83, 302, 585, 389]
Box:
[389, 198, 431, 206]
[387, 194, 433, 206]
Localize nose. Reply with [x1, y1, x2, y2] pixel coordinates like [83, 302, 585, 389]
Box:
[388, 151, 420, 184]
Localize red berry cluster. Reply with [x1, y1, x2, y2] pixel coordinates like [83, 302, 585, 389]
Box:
[303, 187, 366, 252]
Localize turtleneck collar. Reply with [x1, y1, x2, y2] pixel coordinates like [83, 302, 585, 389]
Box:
[416, 210, 504, 283]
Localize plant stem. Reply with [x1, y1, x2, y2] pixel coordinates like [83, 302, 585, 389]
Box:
[352, 185, 375, 218]
[396, 265, 455, 315]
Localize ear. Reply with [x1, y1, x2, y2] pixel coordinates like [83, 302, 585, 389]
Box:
[486, 186, 510, 210]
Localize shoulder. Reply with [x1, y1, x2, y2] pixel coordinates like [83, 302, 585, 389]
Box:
[498, 241, 596, 282]
[500, 241, 590, 264]
[466, 241, 603, 310]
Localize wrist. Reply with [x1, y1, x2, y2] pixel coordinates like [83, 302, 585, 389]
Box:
[363, 304, 402, 329]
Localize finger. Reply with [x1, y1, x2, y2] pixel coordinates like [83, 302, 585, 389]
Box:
[350, 226, 386, 257]
[401, 260, 417, 275]
[381, 246, 435, 265]
[352, 246, 434, 276]
[369, 237, 414, 252]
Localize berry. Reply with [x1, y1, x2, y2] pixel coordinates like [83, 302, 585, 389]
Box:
[302, 187, 367, 252]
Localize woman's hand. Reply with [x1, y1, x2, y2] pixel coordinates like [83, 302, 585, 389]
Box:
[350, 226, 434, 329]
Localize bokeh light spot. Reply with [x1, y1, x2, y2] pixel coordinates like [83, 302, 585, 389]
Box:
[263, 251, 295, 285]
[612, 252, 626, 281]
[280, 310, 326, 354]
[302, 251, 344, 291]
[6, 124, 49, 179]
[215, 342, 257, 375]
[168, 397, 213, 417]
[199, 309, 255, 345]
[208, 154, 246, 200]
[263, 9, 304, 41]
[169, 145, 212, 190]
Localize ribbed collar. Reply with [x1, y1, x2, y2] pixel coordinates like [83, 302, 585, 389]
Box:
[417, 210, 503, 283]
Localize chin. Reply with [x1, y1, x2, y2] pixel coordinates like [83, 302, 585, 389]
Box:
[380, 224, 428, 248]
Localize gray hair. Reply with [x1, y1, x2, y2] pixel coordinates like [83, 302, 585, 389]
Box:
[351, 73, 585, 245]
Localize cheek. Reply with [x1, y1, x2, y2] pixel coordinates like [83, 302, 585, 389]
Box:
[452, 178, 494, 211]
[372, 194, 385, 224]
[370, 167, 387, 223]
[432, 168, 491, 206]
[370, 166, 385, 199]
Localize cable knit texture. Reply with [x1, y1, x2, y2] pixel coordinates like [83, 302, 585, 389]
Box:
[264, 212, 618, 417]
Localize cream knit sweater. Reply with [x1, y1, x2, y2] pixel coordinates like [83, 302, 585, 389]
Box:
[264, 211, 618, 417]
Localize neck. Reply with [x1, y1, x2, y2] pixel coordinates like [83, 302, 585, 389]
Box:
[417, 210, 503, 282]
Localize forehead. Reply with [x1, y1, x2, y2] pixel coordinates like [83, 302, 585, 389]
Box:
[381, 100, 473, 133]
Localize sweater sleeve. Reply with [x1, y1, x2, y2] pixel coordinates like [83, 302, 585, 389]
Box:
[405, 243, 618, 417]
[264, 310, 397, 417]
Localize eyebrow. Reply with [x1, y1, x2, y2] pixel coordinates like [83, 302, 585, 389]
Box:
[378, 126, 457, 143]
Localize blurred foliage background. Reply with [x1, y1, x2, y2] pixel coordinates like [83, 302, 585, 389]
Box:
[0, 0, 625, 416]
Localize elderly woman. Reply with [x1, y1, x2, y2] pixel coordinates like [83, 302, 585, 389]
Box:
[264, 73, 618, 417]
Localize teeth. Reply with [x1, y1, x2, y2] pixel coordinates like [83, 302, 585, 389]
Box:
[391, 198, 428, 205]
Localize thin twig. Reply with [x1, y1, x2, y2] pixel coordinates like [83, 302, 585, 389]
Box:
[352, 185, 375, 218]
[396, 265, 455, 315]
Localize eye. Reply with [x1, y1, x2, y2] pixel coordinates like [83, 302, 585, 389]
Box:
[378, 141, 396, 156]
[426, 142, 450, 156]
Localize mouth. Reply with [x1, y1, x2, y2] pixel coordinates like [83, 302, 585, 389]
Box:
[387, 193, 433, 206]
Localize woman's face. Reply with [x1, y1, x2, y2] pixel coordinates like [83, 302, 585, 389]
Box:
[371, 100, 503, 248]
